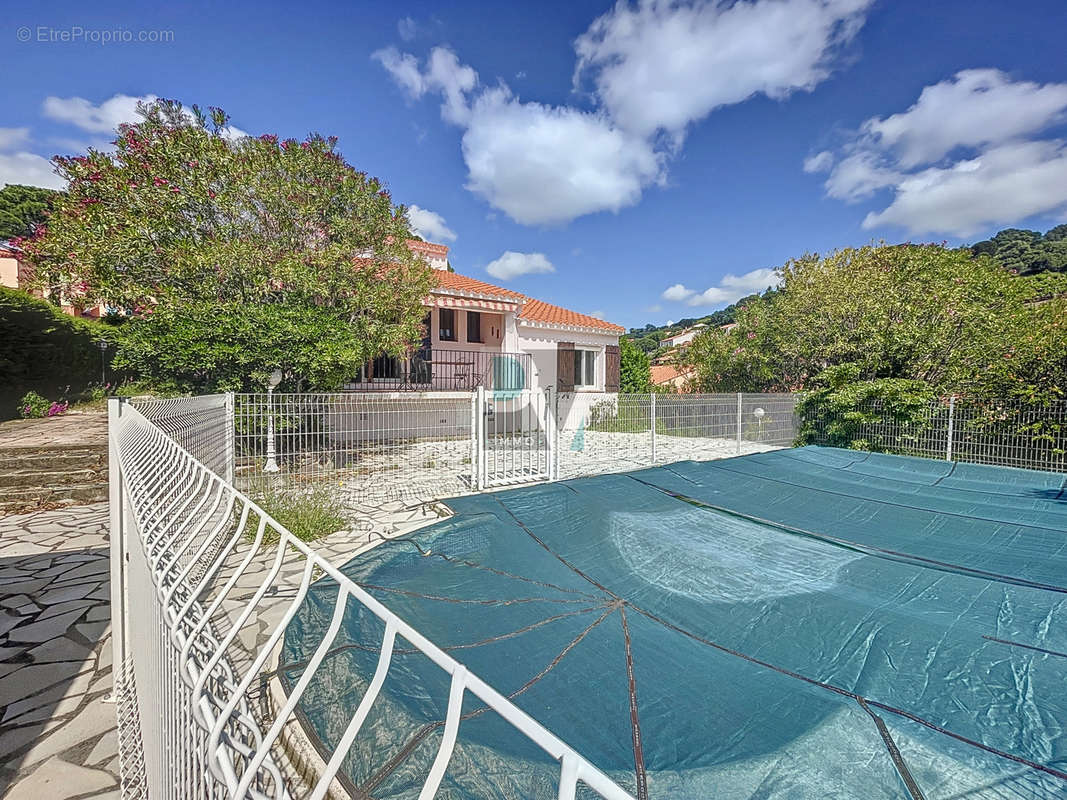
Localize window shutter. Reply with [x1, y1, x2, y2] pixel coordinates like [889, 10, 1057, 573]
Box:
[605, 344, 621, 392]
[557, 342, 575, 392]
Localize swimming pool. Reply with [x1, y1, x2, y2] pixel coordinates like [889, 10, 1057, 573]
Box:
[281, 446, 1067, 799]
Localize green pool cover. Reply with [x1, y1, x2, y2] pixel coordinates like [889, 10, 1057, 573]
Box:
[281, 446, 1067, 799]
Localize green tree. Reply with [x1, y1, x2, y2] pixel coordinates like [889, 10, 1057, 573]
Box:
[684, 243, 1052, 398]
[619, 337, 651, 393]
[22, 100, 433, 392]
[0, 184, 60, 241]
[970, 225, 1067, 275]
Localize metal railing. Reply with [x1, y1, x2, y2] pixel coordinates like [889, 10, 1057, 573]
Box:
[342, 350, 532, 392]
[557, 392, 800, 480]
[110, 397, 634, 800]
[800, 396, 1067, 472]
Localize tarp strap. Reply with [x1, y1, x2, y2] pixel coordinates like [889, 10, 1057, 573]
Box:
[620, 606, 649, 800]
[856, 697, 926, 800]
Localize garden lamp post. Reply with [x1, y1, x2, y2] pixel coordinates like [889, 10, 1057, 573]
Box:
[264, 369, 283, 473]
[753, 406, 765, 440]
[99, 340, 109, 386]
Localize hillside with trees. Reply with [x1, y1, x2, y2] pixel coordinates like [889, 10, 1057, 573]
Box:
[625, 288, 780, 354]
[969, 225, 1067, 275]
[627, 224, 1066, 356]
[0, 184, 61, 241]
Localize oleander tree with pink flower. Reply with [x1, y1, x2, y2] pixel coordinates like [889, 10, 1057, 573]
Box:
[22, 100, 434, 392]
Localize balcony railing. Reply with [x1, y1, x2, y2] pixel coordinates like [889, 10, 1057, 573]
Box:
[343, 349, 532, 392]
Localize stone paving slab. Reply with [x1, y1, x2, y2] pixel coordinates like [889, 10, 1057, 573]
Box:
[0, 413, 107, 453]
[0, 502, 117, 799]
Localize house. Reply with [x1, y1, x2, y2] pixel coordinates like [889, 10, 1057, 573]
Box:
[1, 241, 109, 317]
[661, 323, 705, 349]
[0, 243, 29, 291]
[650, 364, 694, 392]
[343, 240, 625, 394]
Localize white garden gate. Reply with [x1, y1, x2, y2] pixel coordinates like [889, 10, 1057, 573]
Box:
[475, 387, 555, 489]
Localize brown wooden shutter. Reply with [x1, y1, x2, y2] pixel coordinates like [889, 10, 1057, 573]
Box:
[605, 344, 621, 392]
[557, 342, 575, 392]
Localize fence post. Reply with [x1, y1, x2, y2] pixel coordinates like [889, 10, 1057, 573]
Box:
[650, 393, 657, 464]
[545, 387, 557, 481]
[736, 392, 743, 455]
[106, 397, 127, 703]
[470, 390, 479, 491]
[476, 385, 487, 491]
[225, 392, 235, 484]
[945, 395, 956, 462]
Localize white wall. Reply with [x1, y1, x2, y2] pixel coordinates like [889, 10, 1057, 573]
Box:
[0, 256, 19, 289]
[516, 326, 618, 394]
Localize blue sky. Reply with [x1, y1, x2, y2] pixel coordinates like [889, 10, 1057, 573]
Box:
[3, 0, 1067, 329]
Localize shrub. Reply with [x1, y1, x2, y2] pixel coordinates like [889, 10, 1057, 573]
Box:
[18, 391, 50, 418]
[0, 286, 120, 420]
[253, 487, 346, 543]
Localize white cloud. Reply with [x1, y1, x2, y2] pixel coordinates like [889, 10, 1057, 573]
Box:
[662, 268, 780, 307]
[398, 16, 417, 42]
[373, 46, 477, 125]
[644, 303, 663, 313]
[462, 88, 662, 225]
[823, 152, 901, 201]
[221, 125, 249, 141]
[863, 69, 1067, 168]
[574, 0, 873, 141]
[588, 310, 606, 319]
[486, 251, 555, 280]
[376, 0, 873, 226]
[0, 152, 64, 190]
[0, 128, 30, 151]
[43, 93, 156, 134]
[813, 69, 1067, 235]
[862, 140, 1067, 237]
[803, 150, 834, 173]
[662, 283, 695, 302]
[408, 204, 457, 242]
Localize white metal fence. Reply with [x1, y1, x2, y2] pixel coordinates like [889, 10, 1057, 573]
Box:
[800, 396, 1067, 473]
[110, 397, 635, 800]
[233, 391, 802, 507]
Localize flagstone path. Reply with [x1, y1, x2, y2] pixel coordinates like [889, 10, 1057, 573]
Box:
[0, 502, 117, 799]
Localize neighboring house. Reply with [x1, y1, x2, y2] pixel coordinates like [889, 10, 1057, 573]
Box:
[650, 364, 693, 392]
[0, 243, 30, 291]
[343, 240, 625, 394]
[1, 241, 109, 317]
[718, 322, 739, 334]
[660, 323, 705, 349]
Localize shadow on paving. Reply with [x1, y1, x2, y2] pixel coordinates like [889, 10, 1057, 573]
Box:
[0, 539, 118, 798]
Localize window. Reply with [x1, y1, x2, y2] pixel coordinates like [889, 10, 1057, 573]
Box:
[372, 354, 403, 380]
[439, 308, 456, 341]
[466, 311, 482, 343]
[574, 349, 597, 388]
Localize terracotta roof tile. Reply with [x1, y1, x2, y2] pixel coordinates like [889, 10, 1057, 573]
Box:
[408, 239, 450, 256]
[518, 298, 625, 333]
[430, 265, 623, 333]
[432, 270, 525, 300]
[651, 364, 692, 384]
